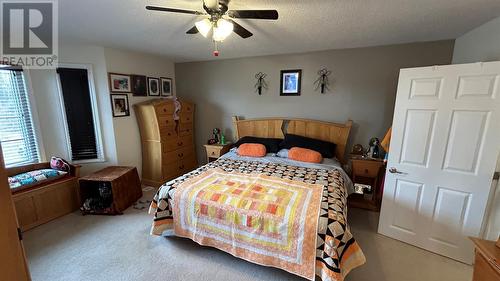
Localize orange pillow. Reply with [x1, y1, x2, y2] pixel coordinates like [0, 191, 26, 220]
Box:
[237, 143, 266, 157]
[288, 147, 323, 163]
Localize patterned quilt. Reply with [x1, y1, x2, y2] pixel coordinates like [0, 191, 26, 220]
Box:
[149, 158, 366, 281]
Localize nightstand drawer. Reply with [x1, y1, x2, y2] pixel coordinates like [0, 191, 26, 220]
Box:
[352, 160, 381, 178]
[206, 146, 223, 158]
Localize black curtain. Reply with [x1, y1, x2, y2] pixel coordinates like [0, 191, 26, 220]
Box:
[57, 68, 98, 160]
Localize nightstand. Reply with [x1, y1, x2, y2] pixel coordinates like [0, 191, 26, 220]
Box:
[204, 143, 232, 163]
[348, 157, 385, 211]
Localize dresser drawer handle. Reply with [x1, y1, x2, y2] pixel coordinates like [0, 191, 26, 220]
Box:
[163, 108, 167, 112]
[166, 120, 169, 124]
[178, 153, 184, 158]
[167, 132, 171, 136]
[211, 151, 216, 156]
[364, 169, 369, 174]
[177, 142, 183, 146]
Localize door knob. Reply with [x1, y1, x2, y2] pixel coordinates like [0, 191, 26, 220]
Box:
[389, 167, 405, 174]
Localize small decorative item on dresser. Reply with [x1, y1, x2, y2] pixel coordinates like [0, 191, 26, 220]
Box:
[254, 72, 268, 95]
[110, 94, 130, 117]
[348, 156, 385, 211]
[78, 166, 142, 215]
[160, 77, 173, 96]
[131, 75, 147, 96]
[148, 77, 160, 96]
[108, 73, 131, 92]
[280, 69, 301, 96]
[204, 143, 232, 163]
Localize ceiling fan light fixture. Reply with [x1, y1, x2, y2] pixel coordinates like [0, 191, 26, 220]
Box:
[195, 19, 212, 38]
[212, 18, 233, 42]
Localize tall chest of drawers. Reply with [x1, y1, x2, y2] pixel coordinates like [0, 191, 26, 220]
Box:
[134, 99, 197, 187]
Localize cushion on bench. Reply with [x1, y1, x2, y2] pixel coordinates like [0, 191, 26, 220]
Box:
[9, 169, 68, 191]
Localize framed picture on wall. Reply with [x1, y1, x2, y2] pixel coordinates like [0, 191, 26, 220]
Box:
[131, 75, 147, 96]
[108, 73, 131, 93]
[110, 94, 130, 117]
[280, 69, 302, 96]
[148, 77, 160, 96]
[160, 77, 173, 97]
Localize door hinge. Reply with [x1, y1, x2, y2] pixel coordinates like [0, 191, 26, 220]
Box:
[17, 227, 23, 241]
[494, 172, 500, 181]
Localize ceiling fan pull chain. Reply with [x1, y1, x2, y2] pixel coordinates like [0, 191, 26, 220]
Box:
[213, 41, 220, 57]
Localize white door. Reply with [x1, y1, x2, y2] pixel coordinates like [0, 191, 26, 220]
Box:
[378, 62, 500, 264]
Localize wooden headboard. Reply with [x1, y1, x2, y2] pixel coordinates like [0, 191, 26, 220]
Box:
[232, 116, 353, 164]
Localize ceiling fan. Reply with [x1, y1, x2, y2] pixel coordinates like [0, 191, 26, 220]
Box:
[146, 0, 278, 56]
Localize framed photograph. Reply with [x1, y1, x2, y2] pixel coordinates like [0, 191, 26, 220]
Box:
[131, 75, 147, 96]
[110, 94, 130, 117]
[280, 69, 302, 96]
[108, 73, 131, 93]
[160, 77, 173, 97]
[148, 77, 160, 96]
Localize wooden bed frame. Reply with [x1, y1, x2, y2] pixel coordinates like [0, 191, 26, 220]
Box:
[232, 116, 353, 164]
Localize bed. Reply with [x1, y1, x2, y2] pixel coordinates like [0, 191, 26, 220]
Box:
[149, 117, 366, 281]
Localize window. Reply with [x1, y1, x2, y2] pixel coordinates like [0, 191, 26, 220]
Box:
[0, 68, 40, 167]
[56, 65, 104, 162]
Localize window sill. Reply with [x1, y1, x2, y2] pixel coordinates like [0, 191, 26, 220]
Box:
[72, 158, 106, 165]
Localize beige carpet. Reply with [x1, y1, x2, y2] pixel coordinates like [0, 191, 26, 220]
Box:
[24, 191, 472, 281]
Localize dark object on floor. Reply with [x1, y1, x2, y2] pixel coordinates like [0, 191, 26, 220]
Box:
[79, 166, 142, 215]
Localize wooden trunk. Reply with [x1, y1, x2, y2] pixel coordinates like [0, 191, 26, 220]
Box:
[79, 166, 142, 215]
[134, 99, 197, 187]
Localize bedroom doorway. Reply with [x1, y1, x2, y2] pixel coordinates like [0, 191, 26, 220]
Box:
[378, 61, 500, 263]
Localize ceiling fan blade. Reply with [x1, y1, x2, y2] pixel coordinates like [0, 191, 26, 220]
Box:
[146, 5, 205, 15]
[229, 20, 253, 38]
[228, 10, 278, 20]
[186, 26, 199, 34]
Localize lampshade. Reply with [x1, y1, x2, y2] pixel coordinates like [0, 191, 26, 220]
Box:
[195, 19, 212, 38]
[212, 19, 233, 42]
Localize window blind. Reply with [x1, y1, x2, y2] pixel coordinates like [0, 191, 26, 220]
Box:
[0, 69, 40, 167]
[57, 68, 99, 161]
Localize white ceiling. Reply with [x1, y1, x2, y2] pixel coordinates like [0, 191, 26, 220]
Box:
[59, 0, 500, 62]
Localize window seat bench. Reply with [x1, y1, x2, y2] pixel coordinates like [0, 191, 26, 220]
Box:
[7, 162, 80, 231]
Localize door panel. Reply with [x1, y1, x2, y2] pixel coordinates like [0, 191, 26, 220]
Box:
[442, 110, 489, 174]
[409, 78, 442, 99]
[379, 62, 500, 264]
[400, 110, 436, 167]
[391, 180, 423, 234]
[456, 75, 497, 99]
[428, 187, 470, 246]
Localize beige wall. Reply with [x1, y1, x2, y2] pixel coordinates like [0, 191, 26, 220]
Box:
[104, 48, 175, 176]
[452, 16, 500, 241]
[175, 40, 454, 164]
[28, 44, 175, 176]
